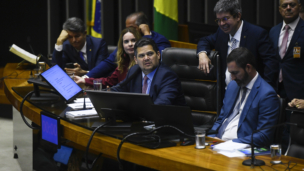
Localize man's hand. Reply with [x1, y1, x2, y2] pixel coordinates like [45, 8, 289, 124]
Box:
[198, 52, 212, 74]
[56, 30, 69, 45]
[73, 76, 85, 84]
[65, 63, 88, 76]
[288, 98, 304, 109]
[138, 24, 150, 36]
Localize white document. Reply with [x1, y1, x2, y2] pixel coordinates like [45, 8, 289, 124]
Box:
[74, 98, 91, 103]
[66, 108, 98, 118]
[67, 103, 94, 109]
[213, 140, 249, 157]
[9, 44, 39, 64]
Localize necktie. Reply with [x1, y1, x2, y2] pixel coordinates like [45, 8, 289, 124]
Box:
[217, 87, 247, 139]
[79, 51, 85, 61]
[279, 25, 290, 82]
[230, 38, 237, 51]
[225, 38, 238, 86]
[142, 75, 148, 94]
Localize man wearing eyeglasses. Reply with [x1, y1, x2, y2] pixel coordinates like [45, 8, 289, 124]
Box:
[197, 0, 279, 100]
[269, 0, 304, 153]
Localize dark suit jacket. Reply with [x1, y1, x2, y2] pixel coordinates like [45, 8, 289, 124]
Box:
[210, 75, 279, 147]
[52, 35, 108, 71]
[269, 19, 304, 101]
[111, 63, 186, 106]
[197, 20, 279, 92]
[86, 31, 171, 78]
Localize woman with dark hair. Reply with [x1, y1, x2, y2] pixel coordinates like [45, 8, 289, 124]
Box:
[74, 27, 141, 88]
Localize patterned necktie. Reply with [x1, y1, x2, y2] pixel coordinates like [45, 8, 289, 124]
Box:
[279, 25, 290, 82]
[79, 51, 85, 61]
[142, 75, 148, 94]
[230, 38, 237, 52]
[217, 87, 247, 139]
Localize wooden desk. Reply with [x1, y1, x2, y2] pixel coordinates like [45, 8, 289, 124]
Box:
[4, 63, 304, 171]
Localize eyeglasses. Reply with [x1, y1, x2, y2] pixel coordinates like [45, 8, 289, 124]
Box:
[215, 16, 231, 24]
[280, 3, 297, 9]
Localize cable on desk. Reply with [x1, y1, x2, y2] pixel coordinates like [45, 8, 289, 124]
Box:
[116, 125, 195, 171]
[85, 120, 112, 171]
[19, 90, 59, 130]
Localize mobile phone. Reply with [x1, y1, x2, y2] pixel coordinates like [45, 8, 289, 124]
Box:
[65, 63, 75, 68]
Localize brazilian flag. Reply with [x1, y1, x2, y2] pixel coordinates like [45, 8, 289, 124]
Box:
[87, 0, 102, 38]
[154, 0, 178, 40]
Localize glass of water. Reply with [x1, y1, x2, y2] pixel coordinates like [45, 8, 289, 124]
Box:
[270, 144, 282, 164]
[195, 131, 206, 149]
[93, 79, 102, 91]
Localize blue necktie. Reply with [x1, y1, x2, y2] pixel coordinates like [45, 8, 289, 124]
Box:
[217, 87, 247, 139]
[79, 51, 85, 61]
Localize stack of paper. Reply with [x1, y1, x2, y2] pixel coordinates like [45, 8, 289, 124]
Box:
[213, 140, 250, 157]
[66, 108, 98, 119]
[9, 44, 39, 64]
[74, 98, 91, 103]
[67, 103, 94, 110]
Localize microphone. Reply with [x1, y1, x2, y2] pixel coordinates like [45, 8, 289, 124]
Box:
[242, 122, 301, 167]
[108, 66, 141, 91]
[27, 36, 35, 55]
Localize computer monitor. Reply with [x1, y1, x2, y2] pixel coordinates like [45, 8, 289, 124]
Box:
[40, 64, 83, 102]
[86, 90, 154, 121]
[40, 111, 61, 149]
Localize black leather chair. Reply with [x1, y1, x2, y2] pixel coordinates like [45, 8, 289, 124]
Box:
[108, 45, 117, 55]
[162, 48, 222, 127]
[285, 109, 304, 159]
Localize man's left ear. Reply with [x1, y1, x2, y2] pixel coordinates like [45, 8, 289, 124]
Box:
[84, 30, 87, 35]
[246, 64, 252, 72]
[237, 13, 242, 20]
[134, 56, 138, 64]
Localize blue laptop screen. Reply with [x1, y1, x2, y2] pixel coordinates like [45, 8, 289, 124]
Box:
[40, 65, 82, 101]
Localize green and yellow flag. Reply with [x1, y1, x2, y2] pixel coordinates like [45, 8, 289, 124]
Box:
[87, 0, 102, 38]
[154, 0, 178, 40]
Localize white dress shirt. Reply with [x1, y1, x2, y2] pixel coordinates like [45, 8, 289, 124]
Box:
[278, 17, 300, 52]
[221, 72, 259, 141]
[225, 21, 244, 88]
[55, 42, 88, 64]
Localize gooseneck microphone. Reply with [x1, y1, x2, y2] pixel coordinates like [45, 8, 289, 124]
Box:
[242, 122, 302, 167]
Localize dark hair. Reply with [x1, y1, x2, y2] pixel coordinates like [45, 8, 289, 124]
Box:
[63, 17, 86, 33]
[227, 47, 256, 69]
[214, 0, 242, 17]
[126, 12, 149, 26]
[134, 37, 159, 57]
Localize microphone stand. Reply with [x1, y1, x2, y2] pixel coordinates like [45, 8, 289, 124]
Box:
[242, 122, 299, 167]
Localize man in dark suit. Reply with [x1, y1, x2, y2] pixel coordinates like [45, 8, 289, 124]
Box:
[197, 0, 279, 98]
[269, 0, 304, 103]
[52, 17, 108, 76]
[209, 47, 279, 147]
[269, 0, 304, 153]
[111, 37, 186, 106]
[85, 12, 171, 78]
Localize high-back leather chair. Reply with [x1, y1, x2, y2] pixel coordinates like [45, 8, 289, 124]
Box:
[273, 98, 286, 144]
[285, 109, 304, 159]
[108, 45, 117, 55]
[162, 48, 221, 127]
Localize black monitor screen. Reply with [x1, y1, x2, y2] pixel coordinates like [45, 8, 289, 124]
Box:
[86, 90, 154, 121]
[40, 111, 60, 148]
[40, 65, 82, 102]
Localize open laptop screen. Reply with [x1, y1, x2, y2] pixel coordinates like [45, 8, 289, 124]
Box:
[40, 65, 82, 102]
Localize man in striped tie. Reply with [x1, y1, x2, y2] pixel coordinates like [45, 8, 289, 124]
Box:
[209, 47, 279, 147]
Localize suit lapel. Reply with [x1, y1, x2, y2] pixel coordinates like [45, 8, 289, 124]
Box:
[285, 19, 304, 59]
[225, 85, 241, 120]
[238, 75, 261, 129]
[133, 70, 142, 93]
[86, 36, 92, 69]
[240, 21, 248, 47]
[274, 23, 283, 57]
